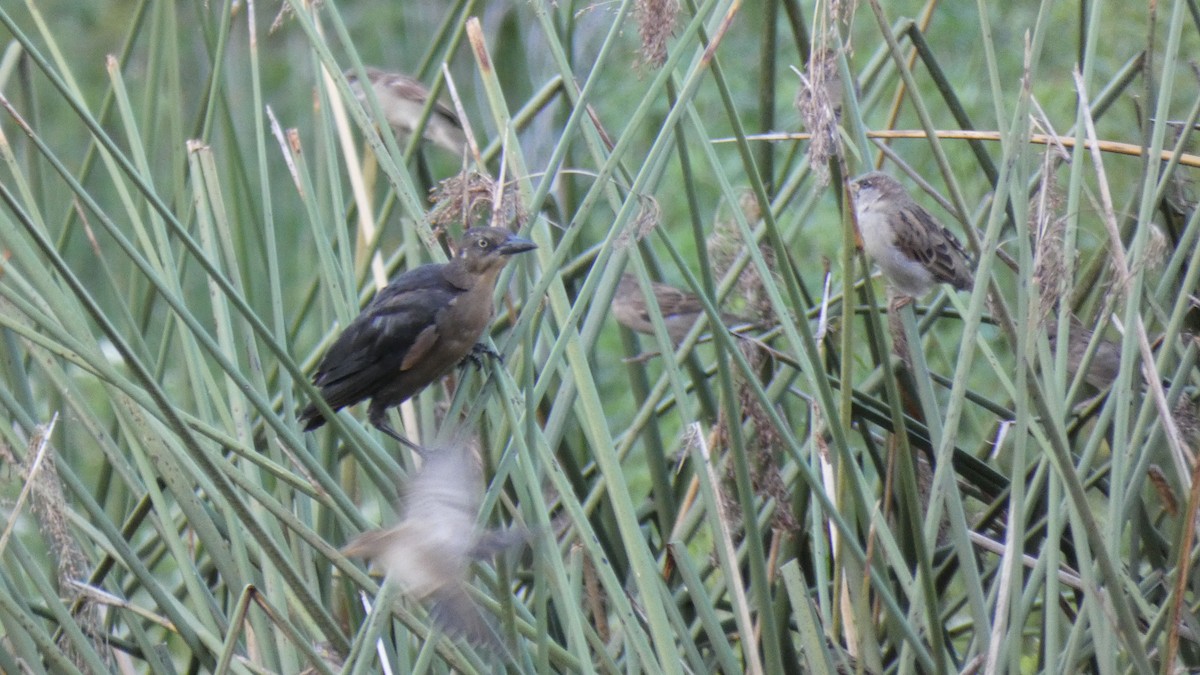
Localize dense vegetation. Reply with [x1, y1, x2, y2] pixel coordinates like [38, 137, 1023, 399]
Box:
[1, 0, 1198, 672]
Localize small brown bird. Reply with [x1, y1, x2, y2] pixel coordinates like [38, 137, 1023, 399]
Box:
[299, 228, 536, 444]
[612, 274, 749, 344]
[1049, 317, 1122, 390]
[346, 67, 467, 155]
[849, 171, 974, 298]
[342, 439, 525, 649]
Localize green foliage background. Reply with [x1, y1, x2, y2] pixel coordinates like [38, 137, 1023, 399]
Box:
[0, 0, 1198, 673]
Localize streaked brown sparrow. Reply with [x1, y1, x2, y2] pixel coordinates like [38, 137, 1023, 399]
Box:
[613, 274, 750, 344]
[1048, 316, 1121, 390]
[848, 171, 974, 298]
[345, 67, 467, 155]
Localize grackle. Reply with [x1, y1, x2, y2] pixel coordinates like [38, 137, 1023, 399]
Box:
[299, 227, 535, 445]
[612, 274, 751, 345]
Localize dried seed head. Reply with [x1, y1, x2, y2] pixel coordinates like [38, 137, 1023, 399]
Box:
[738, 384, 798, 533]
[795, 47, 843, 185]
[1030, 170, 1067, 324]
[615, 195, 662, 249]
[1, 425, 109, 670]
[738, 190, 762, 223]
[634, 195, 662, 240]
[829, 0, 850, 23]
[1173, 395, 1200, 449]
[707, 204, 740, 277]
[1143, 223, 1169, 273]
[796, 48, 843, 121]
[429, 170, 526, 233]
[634, 0, 679, 69]
[708, 191, 775, 320]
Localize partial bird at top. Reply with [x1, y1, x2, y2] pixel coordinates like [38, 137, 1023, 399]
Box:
[345, 67, 467, 155]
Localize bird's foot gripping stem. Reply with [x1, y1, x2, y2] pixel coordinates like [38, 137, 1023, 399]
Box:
[461, 343, 502, 370]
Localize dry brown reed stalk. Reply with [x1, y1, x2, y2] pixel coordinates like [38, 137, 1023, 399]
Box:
[721, 130, 1200, 168]
[1146, 465, 1180, 518]
[886, 295, 910, 369]
[710, 411, 743, 537]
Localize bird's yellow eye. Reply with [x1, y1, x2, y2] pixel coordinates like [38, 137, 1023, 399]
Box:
[477, 239, 489, 249]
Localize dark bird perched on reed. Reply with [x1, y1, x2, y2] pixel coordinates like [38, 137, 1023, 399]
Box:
[612, 274, 751, 345]
[849, 171, 974, 298]
[345, 67, 467, 154]
[342, 438, 526, 650]
[299, 228, 535, 445]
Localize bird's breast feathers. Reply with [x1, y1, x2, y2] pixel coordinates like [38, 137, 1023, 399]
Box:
[855, 206, 897, 260]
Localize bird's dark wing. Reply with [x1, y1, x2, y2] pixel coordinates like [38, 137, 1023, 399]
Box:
[311, 264, 457, 408]
[893, 204, 975, 290]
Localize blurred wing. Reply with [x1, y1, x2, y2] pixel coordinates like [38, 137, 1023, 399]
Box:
[429, 585, 505, 652]
[470, 526, 529, 560]
[893, 204, 974, 290]
[341, 527, 403, 560]
[403, 443, 483, 528]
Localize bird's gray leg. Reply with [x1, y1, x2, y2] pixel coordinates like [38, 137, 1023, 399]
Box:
[368, 404, 424, 454]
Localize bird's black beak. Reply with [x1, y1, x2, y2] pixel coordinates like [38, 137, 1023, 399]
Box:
[498, 235, 537, 255]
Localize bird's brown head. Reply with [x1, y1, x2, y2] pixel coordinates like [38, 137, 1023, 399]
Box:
[454, 227, 537, 276]
[849, 171, 906, 209]
[343, 66, 384, 93]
